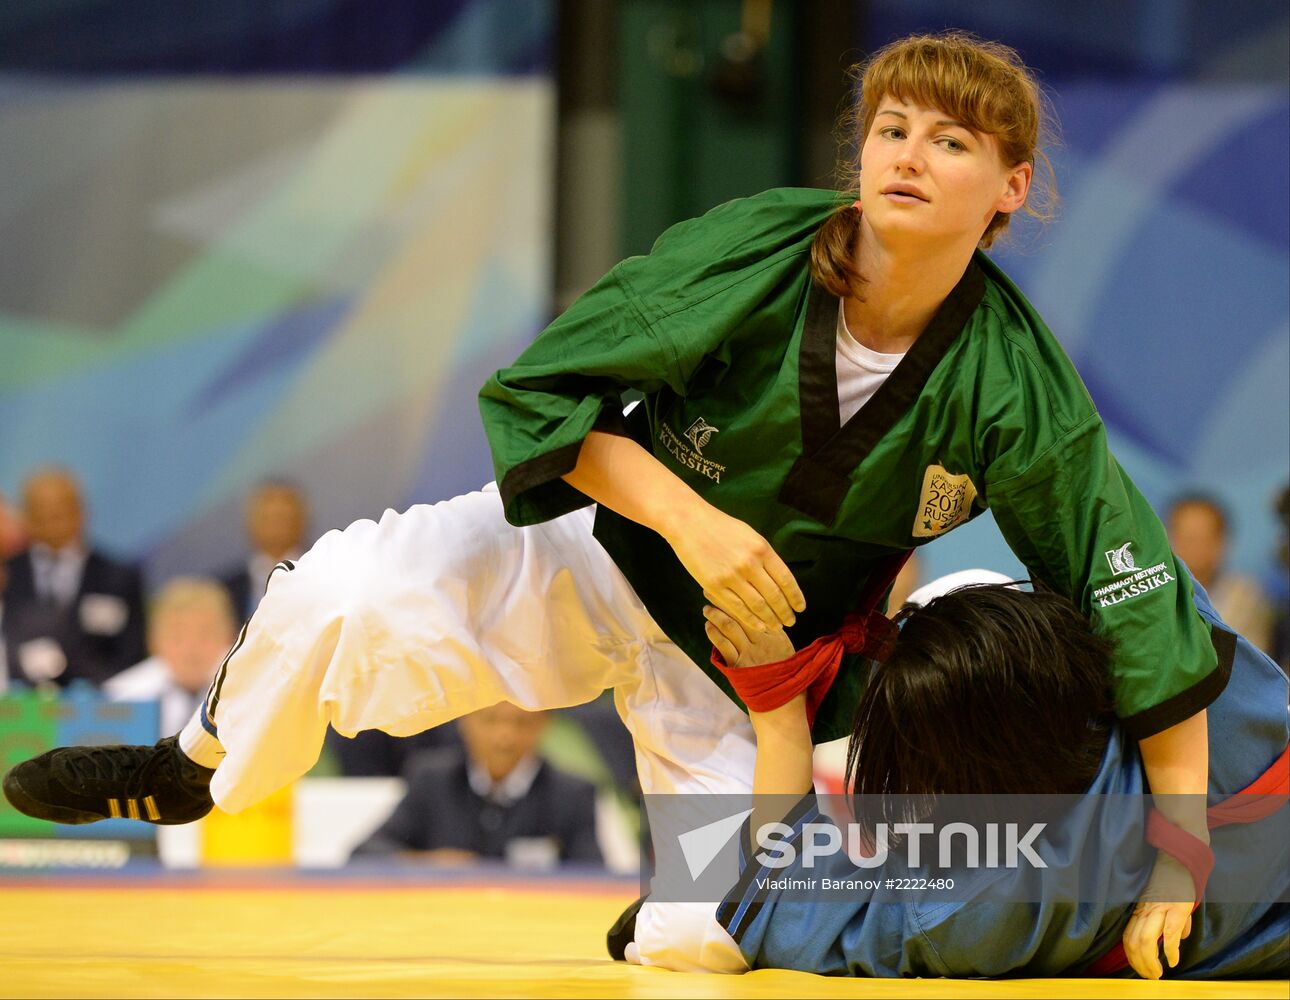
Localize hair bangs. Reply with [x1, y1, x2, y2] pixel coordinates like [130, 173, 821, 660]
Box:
[860, 35, 1037, 164]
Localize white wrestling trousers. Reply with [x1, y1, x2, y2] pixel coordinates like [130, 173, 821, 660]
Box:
[177, 483, 747, 974]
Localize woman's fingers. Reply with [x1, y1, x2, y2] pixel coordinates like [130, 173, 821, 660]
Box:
[730, 575, 785, 632]
[763, 551, 807, 615]
[1162, 902, 1192, 968]
[669, 509, 806, 629]
[748, 565, 798, 628]
[704, 604, 750, 665]
[705, 604, 795, 667]
[1124, 852, 1196, 978]
[705, 620, 740, 665]
[1123, 902, 1179, 980]
[709, 572, 787, 634]
[1124, 906, 1164, 979]
[703, 587, 762, 635]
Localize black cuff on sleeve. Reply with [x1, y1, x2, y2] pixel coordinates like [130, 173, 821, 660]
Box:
[1119, 622, 1236, 740]
[496, 399, 630, 524]
[497, 441, 587, 517]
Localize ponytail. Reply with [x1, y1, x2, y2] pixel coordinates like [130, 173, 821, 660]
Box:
[809, 202, 864, 298]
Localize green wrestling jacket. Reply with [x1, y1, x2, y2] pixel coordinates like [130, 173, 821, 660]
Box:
[478, 188, 1225, 743]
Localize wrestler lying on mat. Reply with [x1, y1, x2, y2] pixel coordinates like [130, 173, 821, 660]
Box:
[612, 573, 1288, 980]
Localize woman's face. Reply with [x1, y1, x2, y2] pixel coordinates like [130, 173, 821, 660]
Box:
[858, 98, 1031, 247]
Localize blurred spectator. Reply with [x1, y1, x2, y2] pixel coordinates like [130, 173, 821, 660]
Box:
[351, 703, 602, 867]
[0, 490, 27, 559]
[1166, 494, 1275, 654]
[1, 468, 146, 686]
[218, 479, 309, 620]
[550, 695, 639, 805]
[104, 578, 237, 736]
[325, 724, 459, 777]
[327, 694, 637, 805]
[0, 561, 8, 694]
[0, 492, 25, 690]
[326, 695, 638, 834]
[539, 695, 644, 868]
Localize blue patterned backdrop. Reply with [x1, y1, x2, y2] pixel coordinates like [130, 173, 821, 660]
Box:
[0, 0, 554, 585]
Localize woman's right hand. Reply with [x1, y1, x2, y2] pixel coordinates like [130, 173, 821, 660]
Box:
[562, 430, 805, 631]
[1122, 854, 1196, 979]
[663, 504, 806, 634]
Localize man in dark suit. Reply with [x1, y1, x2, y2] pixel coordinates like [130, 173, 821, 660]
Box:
[1, 468, 146, 687]
[218, 479, 308, 621]
[351, 703, 602, 867]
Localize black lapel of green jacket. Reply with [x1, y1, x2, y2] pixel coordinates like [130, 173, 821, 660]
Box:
[779, 259, 986, 525]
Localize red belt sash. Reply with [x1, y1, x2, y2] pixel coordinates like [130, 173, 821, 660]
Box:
[710, 551, 910, 726]
[1086, 742, 1290, 976]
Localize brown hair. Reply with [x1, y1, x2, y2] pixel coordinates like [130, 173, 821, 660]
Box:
[810, 31, 1058, 298]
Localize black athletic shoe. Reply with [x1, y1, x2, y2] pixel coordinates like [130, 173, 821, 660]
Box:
[606, 895, 646, 961]
[2, 735, 215, 826]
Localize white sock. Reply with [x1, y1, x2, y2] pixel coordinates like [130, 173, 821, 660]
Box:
[178, 710, 225, 770]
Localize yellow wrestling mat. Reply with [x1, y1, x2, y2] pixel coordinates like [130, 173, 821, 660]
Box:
[0, 879, 1284, 999]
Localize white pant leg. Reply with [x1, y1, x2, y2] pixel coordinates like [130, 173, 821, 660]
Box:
[179, 482, 751, 971]
[619, 638, 752, 973]
[194, 485, 661, 812]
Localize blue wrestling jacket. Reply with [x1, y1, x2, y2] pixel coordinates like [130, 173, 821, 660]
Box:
[717, 587, 1289, 978]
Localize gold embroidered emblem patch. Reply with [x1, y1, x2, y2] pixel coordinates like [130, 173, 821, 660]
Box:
[912, 465, 978, 538]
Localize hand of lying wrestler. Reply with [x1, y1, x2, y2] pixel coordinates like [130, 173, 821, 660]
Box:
[705, 605, 813, 802]
[703, 604, 795, 667]
[1122, 853, 1195, 979]
[667, 505, 806, 635]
